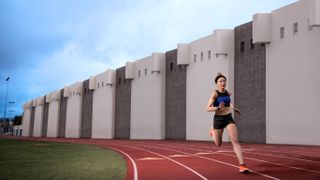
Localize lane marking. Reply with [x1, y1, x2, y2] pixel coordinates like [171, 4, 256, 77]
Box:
[169, 144, 320, 174]
[137, 157, 165, 161]
[169, 154, 191, 158]
[121, 144, 208, 180]
[155, 142, 320, 174]
[241, 148, 258, 151]
[242, 147, 320, 157]
[216, 150, 234, 153]
[219, 152, 320, 175]
[104, 146, 138, 180]
[241, 151, 320, 165]
[195, 152, 217, 155]
[138, 143, 280, 180]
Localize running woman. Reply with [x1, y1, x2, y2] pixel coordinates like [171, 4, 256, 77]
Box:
[206, 73, 249, 173]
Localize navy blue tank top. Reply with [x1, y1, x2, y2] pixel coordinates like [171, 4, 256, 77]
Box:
[213, 90, 231, 107]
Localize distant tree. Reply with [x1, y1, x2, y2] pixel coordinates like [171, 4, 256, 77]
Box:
[13, 115, 22, 126]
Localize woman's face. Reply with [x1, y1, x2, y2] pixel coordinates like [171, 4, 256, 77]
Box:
[216, 77, 227, 89]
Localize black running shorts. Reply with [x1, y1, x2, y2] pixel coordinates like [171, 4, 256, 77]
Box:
[213, 113, 235, 129]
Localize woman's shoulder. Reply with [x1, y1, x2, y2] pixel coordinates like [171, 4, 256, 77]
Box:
[212, 89, 219, 94]
[225, 89, 231, 96]
[211, 89, 218, 97]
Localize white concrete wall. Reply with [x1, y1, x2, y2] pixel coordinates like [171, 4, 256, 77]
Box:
[253, 13, 271, 43]
[184, 30, 235, 141]
[130, 53, 166, 139]
[91, 69, 116, 139]
[46, 90, 60, 137]
[33, 96, 44, 137]
[265, 0, 320, 145]
[65, 82, 83, 138]
[21, 101, 32, 137]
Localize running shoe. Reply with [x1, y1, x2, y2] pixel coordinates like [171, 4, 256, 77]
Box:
[239, 165, 249, 173]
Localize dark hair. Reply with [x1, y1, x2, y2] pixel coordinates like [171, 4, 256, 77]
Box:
[214, 73, 226, 83]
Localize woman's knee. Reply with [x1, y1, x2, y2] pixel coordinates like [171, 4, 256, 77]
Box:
[230, 137, 239, 144]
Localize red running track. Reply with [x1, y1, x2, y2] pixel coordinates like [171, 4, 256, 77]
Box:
[2, 136, 320, 180]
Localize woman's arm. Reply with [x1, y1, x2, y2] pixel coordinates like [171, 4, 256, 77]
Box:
[206, 91, 219, 112]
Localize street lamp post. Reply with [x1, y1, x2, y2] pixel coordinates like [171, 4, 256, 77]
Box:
[3, 77, 10, 133]
[8, 102, 15, 118]
[8, 103, 15, 133]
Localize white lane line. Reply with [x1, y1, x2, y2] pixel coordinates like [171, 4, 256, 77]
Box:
[241, 151, 320, 165]
[216, 150, 234, 153]
[137, 157, 165, 161]
[178, 144, 320, 174]
[249, 147, 320, 156]
[139, 143, 280, 180]
[103, 146, 138, 180]
[121, 144, 208, 180]
[242, 148, 258, 151]
[169, 154, 192, 158]
[195, 152, 218, 155]
[219, 152, 320, 175]
[155, 143, 320, 174]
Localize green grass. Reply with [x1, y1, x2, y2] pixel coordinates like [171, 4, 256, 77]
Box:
[0, 139, 126, 180]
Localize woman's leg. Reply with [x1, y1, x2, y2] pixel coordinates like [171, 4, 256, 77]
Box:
[213, 128, 224, 146]
[226, 123, 244, 164]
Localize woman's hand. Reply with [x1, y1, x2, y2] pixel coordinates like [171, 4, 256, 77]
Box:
[218, 101, 225, 111]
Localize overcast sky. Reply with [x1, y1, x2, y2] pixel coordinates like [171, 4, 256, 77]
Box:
[0, 0, 297, 118]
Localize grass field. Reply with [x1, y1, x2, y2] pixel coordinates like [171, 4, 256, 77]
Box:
[0, 139, 126, 180]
